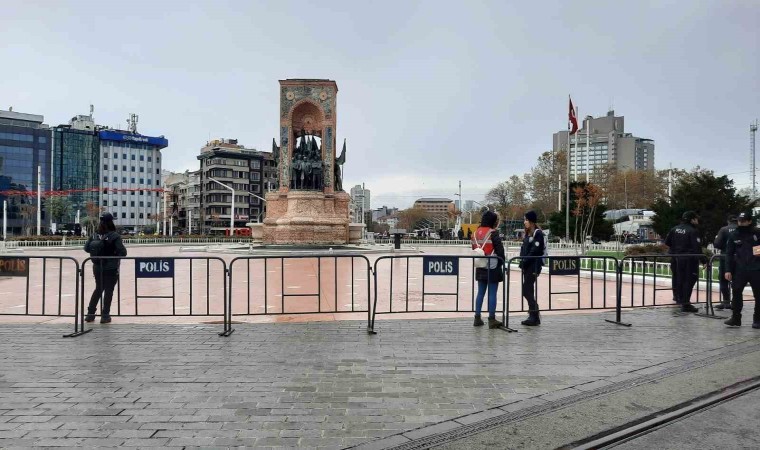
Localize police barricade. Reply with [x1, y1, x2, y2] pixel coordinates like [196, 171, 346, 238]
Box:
[503, 255, 624, 329]
[369, 255, 510, 333]
[80, 256, 230, 336]
[617, 254, 714, 323]
[227, 255, 372, 328]
[704, 254, 730, 318]
[0, 255, 86, 338]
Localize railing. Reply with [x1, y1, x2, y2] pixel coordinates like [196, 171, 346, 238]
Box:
[80, 256, 230, 336]
[369, 255, 511, 333]
[227, 255, 372, 325]
[5, 237, 252, 248]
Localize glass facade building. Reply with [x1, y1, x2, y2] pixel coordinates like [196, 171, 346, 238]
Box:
[0, 110, 51, 235]
[52, 119, 100, 223]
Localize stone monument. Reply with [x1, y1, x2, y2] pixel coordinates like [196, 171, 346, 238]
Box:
[262, 79, 353, 245]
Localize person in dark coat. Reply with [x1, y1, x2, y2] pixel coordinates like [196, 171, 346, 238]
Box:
[84, 213, 127, 323]
[519, 210, 545, 326]
[664, 211, 703, 313]
[724, 211, 760, 328]
[713, 214, 738, 310]
[471, 210, 505, 329]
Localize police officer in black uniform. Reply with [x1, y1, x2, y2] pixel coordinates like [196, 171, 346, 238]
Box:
[664, 211, 703, 312]
[713, 214, 738, 310]
[724, 211, 760, 329]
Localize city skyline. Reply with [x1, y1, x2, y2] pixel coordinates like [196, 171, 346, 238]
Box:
[2, 1, 758, 209]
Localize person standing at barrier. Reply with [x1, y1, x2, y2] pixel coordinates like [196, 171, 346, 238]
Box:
[519, 210, 545, 326]
[472, 210, 504, 329]
[84, 213, 127, 323]
[713, 214, 738, 310]
[664, 211, 703, 313]
[723, 211, 760, 329]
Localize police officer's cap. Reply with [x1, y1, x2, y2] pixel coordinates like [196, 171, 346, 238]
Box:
[737, 211, 754, 222]
[100, 212, 114, 222]
[682, 211, 699, 221]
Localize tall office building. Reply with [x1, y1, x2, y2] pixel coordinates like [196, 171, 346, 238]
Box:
[51, 115, 100, 224]
[99, 122, 168, 232]
[0, 109, 51, 235]
[553, 110, 654, 180]
[349, 184, 370, 223]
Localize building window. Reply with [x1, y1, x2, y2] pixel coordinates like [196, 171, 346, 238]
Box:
[131, 155, 135, 160]
[104, 152, 108, 159]
[130, 213, 135, 219]
[140, 178, 144, 184]
[148, 156, 152, 162]
[122, 177, 127, 183]
[122, 213, 126, 219]
[140, 167, 144, 172]
[139, 201, 144, 207]
[113, 164, 118, 170]
[148, 202, 152, 208]
[140, 155, 144, 161]
[122, 201, 126, 207]
[103, 164, 108, 170]
[251, 160, 260, 169]
[104, 176, 108, 182]
[156, 180, 159, 186]
[139, 213, 144, 219]
[123, 165, 127, 171]
[103, 200, 108, 207]
[155, 169, 159, 175]
[130, 201, 135, 207]
[131, 166, 135, 172]
[123, 153, 127, 159]
[131, 178, 135, 183]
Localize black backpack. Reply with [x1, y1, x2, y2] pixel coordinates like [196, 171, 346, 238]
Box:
[89, 233, 116, 258]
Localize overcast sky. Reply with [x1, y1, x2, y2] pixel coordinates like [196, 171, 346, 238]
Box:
[2, 1, 758, 208]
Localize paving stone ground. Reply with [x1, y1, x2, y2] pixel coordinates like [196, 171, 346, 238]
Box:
[0, 306, 758, 449]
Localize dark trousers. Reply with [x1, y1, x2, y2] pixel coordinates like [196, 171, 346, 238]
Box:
[88, 268, 118, 317]
[731, 271, 760, 321]
[670, 259, 680, 303]
[676, 257, 698, 305]
[718, 259, 732, 305]
[522, 271, 539, 315]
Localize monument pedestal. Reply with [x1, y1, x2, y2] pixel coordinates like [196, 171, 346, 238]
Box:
[262, 190, 351, 245]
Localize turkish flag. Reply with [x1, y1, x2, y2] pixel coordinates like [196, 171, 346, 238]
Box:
[568, 98, 579, 135]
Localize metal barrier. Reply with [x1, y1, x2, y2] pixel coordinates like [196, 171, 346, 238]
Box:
[617, 254, 711, 310]
[369, 255, 511, 333]
[80, 256, 230, 336]
[0, 255, 86, 337]
[703, 254, 729, 319]
[503, 256, 624, 329]
[228, 255, 372, 325]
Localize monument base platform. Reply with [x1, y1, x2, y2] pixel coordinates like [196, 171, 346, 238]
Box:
[262, 190, 351, 245]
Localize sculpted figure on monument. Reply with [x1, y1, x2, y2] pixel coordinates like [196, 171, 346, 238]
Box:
[334, 139, 346, 192]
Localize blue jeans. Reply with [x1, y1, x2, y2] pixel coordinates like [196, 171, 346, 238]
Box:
[475, 280, 499, 318]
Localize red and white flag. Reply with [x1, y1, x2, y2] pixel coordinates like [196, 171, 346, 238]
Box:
[568, 97, 579, 135]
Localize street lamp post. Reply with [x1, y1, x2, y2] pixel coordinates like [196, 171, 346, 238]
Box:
[208, 177, 235, 237]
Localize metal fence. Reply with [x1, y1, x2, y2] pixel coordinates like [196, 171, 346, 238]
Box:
[0, 255, 84, 337]
[228, 255, 372, 323]
[81, 256, 230, 335]
[369, 255, 509, 333]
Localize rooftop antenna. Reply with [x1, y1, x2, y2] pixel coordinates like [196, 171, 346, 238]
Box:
[89, 104, 94, 118]
[127, 113, 139, 134]
[752, 120, 758, 198]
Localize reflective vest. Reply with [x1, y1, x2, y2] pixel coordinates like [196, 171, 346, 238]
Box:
[472, 226, 495, 256]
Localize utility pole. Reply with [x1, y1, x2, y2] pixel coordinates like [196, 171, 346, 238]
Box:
[37, 165, 42, 235]
[752, 120, 758, 198]
[668, 163, 673, 205]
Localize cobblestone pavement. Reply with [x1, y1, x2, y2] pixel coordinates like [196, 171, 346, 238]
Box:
[0, 306, 758, 449]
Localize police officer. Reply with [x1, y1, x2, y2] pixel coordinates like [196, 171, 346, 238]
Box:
[664, 211, 703, 312]
[713, 214, 738, 310]
[723, 211, 760, 329]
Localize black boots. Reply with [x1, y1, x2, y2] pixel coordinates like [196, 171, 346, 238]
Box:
[488, 318, 503, 329]
[84, 314, 96, 323]
[474, 315, 485, 327]
[521, 312, 541, 326]
[753, 322, 760, 329]
[681, 303, 699, 313]
[100, 316, 112, 324]
[715, 302, 732, 310]
[724, 314, 741, 327]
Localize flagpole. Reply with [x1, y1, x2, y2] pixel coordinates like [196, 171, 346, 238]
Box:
[573, 106, 579, 182]
[566, 96, 571, 242]
[585, 115, 590, 182]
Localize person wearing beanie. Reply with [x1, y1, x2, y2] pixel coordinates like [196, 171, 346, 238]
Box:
[83, 212, 127, 323]
[471, 210, 505, 329]
[519, 210, 545, 326]
[664, 211, 703, 313]
[713, 214, 738, 310]
[723, 211, 760, 329]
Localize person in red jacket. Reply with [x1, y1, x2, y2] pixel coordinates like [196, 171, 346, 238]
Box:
[471, 210, 505, 329]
